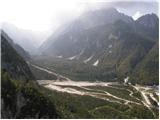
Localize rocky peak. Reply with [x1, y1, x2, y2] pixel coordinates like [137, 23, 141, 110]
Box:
[136, 13, 159, 28]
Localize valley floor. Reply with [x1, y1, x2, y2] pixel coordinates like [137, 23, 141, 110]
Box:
[30, 62, 159, 118]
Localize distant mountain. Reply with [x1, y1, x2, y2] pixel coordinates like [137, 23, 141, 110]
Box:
[2, 23, 39, 55]
[136, 13, 158, 29]
[40, 7, 133, 54]
[135, 13, 159, 40]
[1, 30, 30, 60]
[40, 8, 158, 85]
[1, 30, 34, 80]
[73, 7, 133, 29]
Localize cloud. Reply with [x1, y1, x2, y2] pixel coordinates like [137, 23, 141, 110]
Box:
[132, 11, 143, 20]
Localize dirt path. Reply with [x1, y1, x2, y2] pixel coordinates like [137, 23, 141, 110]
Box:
[28, 62, 71, 81]
[30, 62, 158, 117]
[131, 85, 158, 117]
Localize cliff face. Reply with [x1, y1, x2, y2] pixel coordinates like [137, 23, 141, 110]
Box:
[1, 30, 34, 81]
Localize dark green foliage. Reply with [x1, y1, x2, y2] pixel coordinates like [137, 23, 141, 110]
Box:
[1, 69, 158, 119]
[39, 87, 128, 118]
[36, 85, 157, 119]
[125, 104, 155, 119]
[1, 71, 59, 119]
[29, 63, 57, 80]
[17, 84, 58, 118]
[88, 86, 140, 102]
[31, 57, 117, 82]
[132, 43, 159, 85]
[91, 106, 130, 119]
[1, 71, 17, 117]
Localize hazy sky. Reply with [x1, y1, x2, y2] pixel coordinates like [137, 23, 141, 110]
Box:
[0, 0, 158, 45]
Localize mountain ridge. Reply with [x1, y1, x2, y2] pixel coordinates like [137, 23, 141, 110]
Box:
[1, 30, 34, 80]
[38, 7, 158, 85]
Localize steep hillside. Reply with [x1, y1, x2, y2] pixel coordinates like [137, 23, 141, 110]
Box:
[1, 72, 59, 118]
[1, 30, 30, 60]
[39, 8, 158, 85]
[2, 23, 39, 55]
[1, 31, 59, 118]
[40, 7, 133, 54]
[1, 31, 34, 80]
[135, 13, 159, 40]
[132, 42, 159, 85]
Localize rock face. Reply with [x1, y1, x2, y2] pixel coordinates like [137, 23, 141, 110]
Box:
[1, 30, 31, 60]
[135, 13, 159, 40]
[40, 9, 158, 60]
[39, 8, 158, 85]
[136, 13, 159, 28]
[1, 30, 34, 80]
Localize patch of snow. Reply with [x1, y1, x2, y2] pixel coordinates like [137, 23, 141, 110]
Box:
[124, 76, 129, 84]
[108, 44, 112, 48]
[56, 55, 63, 58]
[108, 33, 118, 40]
[68, 55, 77, 60]
[84, 55, 93, 63]
[79, 49, 84, 55]
[93, 60, 99, 66]
[67, 49, 85, 60]
[76, 49, 85, 59]
[128, 82, 131, 85]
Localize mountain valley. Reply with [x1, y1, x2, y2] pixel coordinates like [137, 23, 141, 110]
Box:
[1, 6, 159, 119]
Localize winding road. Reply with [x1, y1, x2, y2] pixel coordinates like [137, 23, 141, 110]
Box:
[28, 62, 159, 117]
